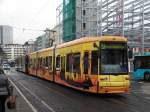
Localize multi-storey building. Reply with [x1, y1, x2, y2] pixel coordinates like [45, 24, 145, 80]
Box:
[3, 44, 26, 61]
[24, 40, 36, 54]
[35, 34, 47, 51]
[62, 0, 97, 42]
[0, 25, 13, 45]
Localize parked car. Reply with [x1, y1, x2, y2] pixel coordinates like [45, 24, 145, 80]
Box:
[3, 64, 10, 70]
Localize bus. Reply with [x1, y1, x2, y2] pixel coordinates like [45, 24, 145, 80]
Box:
[133, 52, 150, 81]
[16, 36, 130, 94]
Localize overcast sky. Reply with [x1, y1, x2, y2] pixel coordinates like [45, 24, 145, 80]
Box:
[0, 0, 62, 44]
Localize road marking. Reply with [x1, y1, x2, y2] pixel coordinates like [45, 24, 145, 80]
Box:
[18, 82, 56, 112]
[8, 79, 38, 112]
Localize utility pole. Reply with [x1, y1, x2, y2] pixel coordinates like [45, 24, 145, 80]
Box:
[44, 28, 56, 47]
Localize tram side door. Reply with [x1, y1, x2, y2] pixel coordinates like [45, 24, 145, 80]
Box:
[55, 55, 61, 82]
[83, 52, 93, 89]
[55, 55, 66, 83]
[60, 56, 66, 81]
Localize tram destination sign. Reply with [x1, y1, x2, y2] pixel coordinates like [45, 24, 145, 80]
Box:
[101, 43, 126, 49]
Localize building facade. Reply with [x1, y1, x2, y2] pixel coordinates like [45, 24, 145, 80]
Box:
[24, 40, 36, 54]
[0, 25, 13, 45]
[62, 0, 97, 42]
[3, 44, 26, 61]
[35, 34, 47, 51]
[52, 24, 63, 45]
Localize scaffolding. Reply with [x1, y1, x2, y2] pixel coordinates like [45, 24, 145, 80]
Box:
[97, 0, 150, 53]
[56, 0, 150, 53]
[56, 3, 63, 44]
[62, 0, 76, 42]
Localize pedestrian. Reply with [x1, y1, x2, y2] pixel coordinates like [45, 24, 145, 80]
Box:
[0, 68, 13, 112]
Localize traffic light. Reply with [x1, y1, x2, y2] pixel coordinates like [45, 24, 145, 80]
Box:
[128, 49, 133, 59]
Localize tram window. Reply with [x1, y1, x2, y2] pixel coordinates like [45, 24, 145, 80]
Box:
[44, 58, 46, 66]
[32, 59, 34, 67]
[61, 56, 65, 71]
[42, 58, 44, 66]
[73, 53, 81, 74]
[41, 58, 43, 66]
[45, 57, 48, 67]
[34, 59, 36, 68]
[30, 59, 31, 66]
[56, 55, 60, 68]
[29, 59, 31, 66]
[66, 54, 73, 72]
[91, 51, 98, 74]
[48, 56, 52, 70]
[30, 59, 32, 66]
[38, 58, 40, 67]
[84, 52, 89, 74]
[40, 58, 42, 66]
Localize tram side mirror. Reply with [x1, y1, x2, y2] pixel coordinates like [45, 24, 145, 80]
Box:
[93, 43, 98, 48]
[128, 47, 133, 59]
[128, 49, 133, 59]
[93, 43, 100, 57]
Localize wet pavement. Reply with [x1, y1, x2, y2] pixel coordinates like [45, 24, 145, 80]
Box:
[5, 70, 150, 112]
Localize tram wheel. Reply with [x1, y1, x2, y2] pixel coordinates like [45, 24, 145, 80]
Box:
[144, 73, 150, 81]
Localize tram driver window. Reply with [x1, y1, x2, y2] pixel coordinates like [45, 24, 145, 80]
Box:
[91, 51, 98, 74]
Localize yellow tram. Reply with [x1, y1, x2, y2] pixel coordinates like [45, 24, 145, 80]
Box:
[18, 36, 130, 94]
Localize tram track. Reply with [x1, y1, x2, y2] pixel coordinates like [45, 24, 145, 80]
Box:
[7, 70, 150, 112]
[9, 75, 56, 112]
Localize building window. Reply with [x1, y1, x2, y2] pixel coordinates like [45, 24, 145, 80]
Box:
[83, 23, 86, 30]
[83, 10, 86, 15]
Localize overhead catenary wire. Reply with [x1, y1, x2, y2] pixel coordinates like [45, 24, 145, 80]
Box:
[25, 0, 50, 28]
[13, 26, 45, 32]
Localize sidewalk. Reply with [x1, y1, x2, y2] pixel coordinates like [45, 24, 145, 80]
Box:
[6, 78, 33, 112]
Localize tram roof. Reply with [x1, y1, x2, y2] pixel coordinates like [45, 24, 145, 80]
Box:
[57, 36, 127, 49]
[29, 36, 127, 54]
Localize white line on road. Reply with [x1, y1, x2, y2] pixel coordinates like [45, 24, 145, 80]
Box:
[18, 82, 56, 112]
[8, 79, 38, 112]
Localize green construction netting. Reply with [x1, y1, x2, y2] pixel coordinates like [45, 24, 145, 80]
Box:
[63, 0, 76, 42]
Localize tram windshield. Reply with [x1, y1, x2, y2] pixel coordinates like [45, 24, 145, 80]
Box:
[101, 43, 128, 74]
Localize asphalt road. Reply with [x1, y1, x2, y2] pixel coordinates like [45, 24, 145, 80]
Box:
[5, 70, 150, 112]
